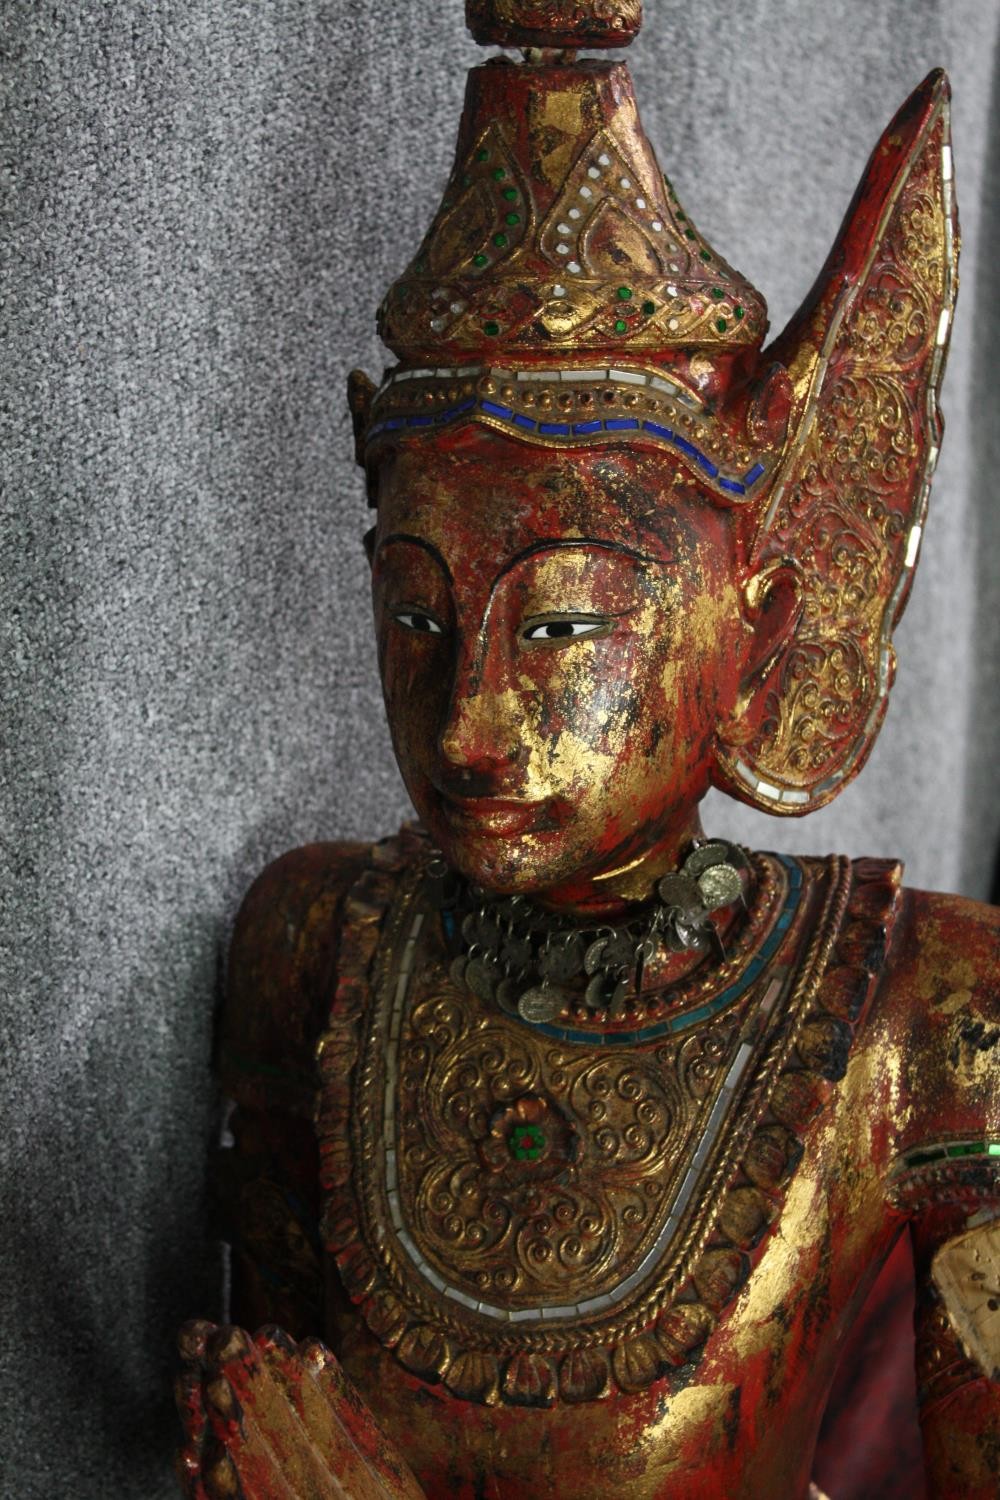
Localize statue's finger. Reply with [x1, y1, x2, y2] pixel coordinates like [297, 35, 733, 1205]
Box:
[256, 1327, 392, 1500]
[173, 1443, 212, 1500]
[298, 1339, 425, 1499]
[204, 1325, 350, 1498]
[206, 1324, 255, 1366]
[178, 1318, 218, 1365]
[198, 1414, 300, 1500]
[175, 1364, 208, 1444]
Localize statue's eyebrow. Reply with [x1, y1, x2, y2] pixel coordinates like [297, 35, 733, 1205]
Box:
[490, 536, 654, 591]
[375, 532, 453, 585]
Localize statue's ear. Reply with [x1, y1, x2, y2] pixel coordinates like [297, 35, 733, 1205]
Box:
[714, 70, 957, 815]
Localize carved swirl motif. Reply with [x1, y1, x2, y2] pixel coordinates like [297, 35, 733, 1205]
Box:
[314, 833, 902, 1406]
[403, 1007, 694, 1305]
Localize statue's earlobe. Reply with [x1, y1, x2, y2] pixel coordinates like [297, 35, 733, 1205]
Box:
[723, 560, 804, 739]
[714, 69, 957, 815]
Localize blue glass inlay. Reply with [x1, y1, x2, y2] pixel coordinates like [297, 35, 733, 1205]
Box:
[523, 854, 802, 1048]
[369, 394, 767, 500]
[439, 399, 476, 423]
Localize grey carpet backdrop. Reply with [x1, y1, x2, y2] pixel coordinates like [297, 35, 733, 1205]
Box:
[3, 0, 998, 1493]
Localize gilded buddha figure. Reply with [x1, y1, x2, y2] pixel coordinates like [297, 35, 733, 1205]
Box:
[176, 4, 1000, 1495]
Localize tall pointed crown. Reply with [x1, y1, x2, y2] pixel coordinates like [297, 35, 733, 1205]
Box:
[377, 42, 767, 365]
[351, 0, 958, 818]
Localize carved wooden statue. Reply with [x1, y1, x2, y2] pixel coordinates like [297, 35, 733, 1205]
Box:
[176, 3, 1000, 1495]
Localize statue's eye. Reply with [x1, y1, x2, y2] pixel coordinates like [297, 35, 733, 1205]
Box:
[393, 610, 445, 635]
[521, 617, 610, 643]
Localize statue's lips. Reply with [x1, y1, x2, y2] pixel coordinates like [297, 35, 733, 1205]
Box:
[438, 794, 545, 838]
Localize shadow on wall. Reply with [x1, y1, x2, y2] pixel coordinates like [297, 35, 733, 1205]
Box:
[3, 927, 226, 1497]
[966, 31, 1000, 908]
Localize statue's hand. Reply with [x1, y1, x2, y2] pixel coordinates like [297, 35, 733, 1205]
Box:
[175, 1320, 426, 1500]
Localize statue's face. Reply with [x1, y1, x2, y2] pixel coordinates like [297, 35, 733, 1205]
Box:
[372, 426, 746, 906]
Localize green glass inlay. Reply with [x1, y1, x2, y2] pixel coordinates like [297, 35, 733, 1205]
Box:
[493, 232, 508, 248]
[461, 175, 471, 188]
[734, 304, 745, 320]
[700, 250, 712, 262]
[473, 253, 488, 267]
[614, 318, 628, 333]
[685, 229, 696, 240]
[906, 1140, 1000, 1168]
[715, 318, 728, 334]
[476, 147, 489, 162]
[677, 212, 686, 223]
[642, 300, 656, 316]
[505, 212, 520, 226]
[616, 286, 633, 301]
[711, 287, 725, 300]
[908, 1148, 946, 1167]
[483, 320, 500, 336]
[493, 166, 506, 180]
[509, 1123, 545, 1162]
[502, 186, 518, 200]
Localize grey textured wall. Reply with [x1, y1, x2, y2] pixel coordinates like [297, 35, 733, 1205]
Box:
[2, 1, 998, 1494]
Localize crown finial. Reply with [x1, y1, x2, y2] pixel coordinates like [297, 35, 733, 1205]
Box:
[465, 0, 642, 51]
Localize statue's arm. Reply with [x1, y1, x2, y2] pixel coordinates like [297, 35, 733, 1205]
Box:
[214, 841, 370, 1339]
[177, 841, 431, 1497]
[884, 890, 1000, 1497]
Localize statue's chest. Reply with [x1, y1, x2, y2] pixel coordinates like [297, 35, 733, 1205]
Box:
[317, 849, 894, 1409]
[389, 971, 742, 1322]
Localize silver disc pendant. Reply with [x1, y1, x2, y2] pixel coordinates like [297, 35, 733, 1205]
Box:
[697, 862, 743, 912]
[683, 840, 736, 878]
[496, 976, 521, 1015]
[539, 932, 586, 983]
[517, 986, 564, 1024]
[466, 955, 499, 1000]
[656, 872, 702, 912]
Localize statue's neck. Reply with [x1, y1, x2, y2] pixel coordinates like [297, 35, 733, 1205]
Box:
[535, 805, 708, 919]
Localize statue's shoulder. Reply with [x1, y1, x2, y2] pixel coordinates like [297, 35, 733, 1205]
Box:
[882, 882, 1000, 1045]
[218, 839, 376, 1115]
[867, 879, 1000, 1186]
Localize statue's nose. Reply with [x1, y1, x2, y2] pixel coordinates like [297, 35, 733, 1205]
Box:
[439, 687, 527, 776]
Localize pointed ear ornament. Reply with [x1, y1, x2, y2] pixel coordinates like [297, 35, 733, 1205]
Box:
[714, 70, 958, 814]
